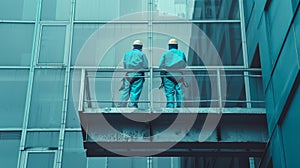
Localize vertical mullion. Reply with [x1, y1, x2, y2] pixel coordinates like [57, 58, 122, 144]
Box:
[55, 0, 76, 167]
[239, 0, 249, 68]
[239, 0, 252, 108]
[149, 0, 154, 112]
[17, 0, 43, 167]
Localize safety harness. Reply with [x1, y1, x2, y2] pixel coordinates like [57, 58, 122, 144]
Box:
[119, 72, 145, 91]
[159, 71, 188, 89]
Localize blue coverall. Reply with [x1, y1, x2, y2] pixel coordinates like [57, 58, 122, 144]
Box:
[119, 49, 148, 108]
[158, 48, 187, 108]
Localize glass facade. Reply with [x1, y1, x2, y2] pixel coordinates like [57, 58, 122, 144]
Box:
[0, 0, 265, 168]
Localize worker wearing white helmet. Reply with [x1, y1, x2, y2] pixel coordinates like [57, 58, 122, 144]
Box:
[158, 38, 187, 108]
[119, 40, 148, 108]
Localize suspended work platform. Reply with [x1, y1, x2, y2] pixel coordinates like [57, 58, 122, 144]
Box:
[79, 108, 268, 157]
[77, 68, 268, 157]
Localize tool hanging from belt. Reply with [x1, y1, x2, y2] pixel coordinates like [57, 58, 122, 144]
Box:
[159, 71, 188, 89]
[119, 72, 145, 91]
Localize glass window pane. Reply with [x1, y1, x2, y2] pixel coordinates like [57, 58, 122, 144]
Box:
[26, 131, 59, 148]
[0, 70, 29, 128]
[249, 72, 265, 108]
[154, 0, 239, 20]
[66, 70, 81, 128]
[62, 132, 86, 167]
[63, 131, 84, 149]
[108, 157, 147, 168]
[41, 0, 71, 21]
[75, 0, 148, 21]
[39, 26, 66, 64]
[223, 71, 246, 107]
[71, 24, 148, 67]
[71, 24, 101, 66]
[0, 0, 37, 20]
[0, 132, 21, 168]
[28, 69, 65, 128]
[153, 23, 243, 66]
[178, 70, 217, 108]
[27, 153, 55, 168]
[0, 23, 34, 66]
[86, 71, 150, 109]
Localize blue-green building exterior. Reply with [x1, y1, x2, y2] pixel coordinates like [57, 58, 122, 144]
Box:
[244, 0, 300, 167]
[0, 0, 299, 167]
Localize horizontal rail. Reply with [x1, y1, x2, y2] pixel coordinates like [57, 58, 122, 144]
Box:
[78, 68, 265, 111]
[72, 67, 262, 71]
[84, 100, 264, 103]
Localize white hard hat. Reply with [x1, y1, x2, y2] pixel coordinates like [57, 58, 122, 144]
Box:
[133, 40, 143, 46]
[168, 38, 178, 45]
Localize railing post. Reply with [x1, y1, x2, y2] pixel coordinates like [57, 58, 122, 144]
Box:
[244, 70, 252, 108]
[78, 68, 85, 112]
[217, 68, 223, 110]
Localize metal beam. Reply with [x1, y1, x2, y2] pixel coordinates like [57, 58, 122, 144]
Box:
[79, 111, 268, 157]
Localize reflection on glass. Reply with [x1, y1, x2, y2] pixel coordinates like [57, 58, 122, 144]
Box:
[66, 70, 82, 128]
[39, 25, 66, 64]
[62, 132, 87, 167]
[75, 0, 148, 21]
[153, 0, 239, 20]
[223, 71, 246, 107]
[0, 70, 29, 127]
[188, 23, 243, 66]
[41, 0, 71, 20]
[71, 24, 102, 66]
[0, 132, 21, 168]
[107, 157, 148, 168]
[0, 24, 34, 66]
[25, 132, 59, 148]
[249, 71, 265, 107]
[71, 24, 148, 66]
[27, 153, 55, 168]
[153, 23, 243, 66]
[0, 0, 37, 20]
[87, 71, 149, 109]
[28, 69, 65, 128]
[184, 70, 216, 107]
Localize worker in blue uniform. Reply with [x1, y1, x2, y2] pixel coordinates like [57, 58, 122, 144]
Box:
[158, 38, 187, 108]
[119, 40, 148, 108]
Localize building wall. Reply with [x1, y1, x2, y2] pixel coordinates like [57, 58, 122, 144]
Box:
[0, 0, 262, 167]
[244, 0, 300, 167]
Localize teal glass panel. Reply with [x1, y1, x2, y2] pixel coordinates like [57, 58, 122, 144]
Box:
[71, 24, 147, 66]
[224, 71, 246, 107]
[27, 152, 55, 168]
[62, 132, 86, 168]
[91, 71, 150, 109]
[0, 23, 34, 66]
[0, 132, 21, 168]
[39, 25, 66, 64]
[0, 70, 29, 128]
[281, 87, 300, 168]
[41, 0, 71, 21]
[154, 0, 239, 20]
[75, 0, 148, 21]
[108, 157, 147, 168]
[66, 70, 81, 128]
[28, 69, 65, 128]
[71, 24, 101, 66]
[152, 157, 172, 168]
[0, 0, 37, 20]
[249, 71, 265, 107]
[87, 158, 107, 168]
[25, 131, 59, 148]
[153, 23, 243, 66]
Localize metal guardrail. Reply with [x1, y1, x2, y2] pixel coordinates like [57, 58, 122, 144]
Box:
[78, 67, 265, 112]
